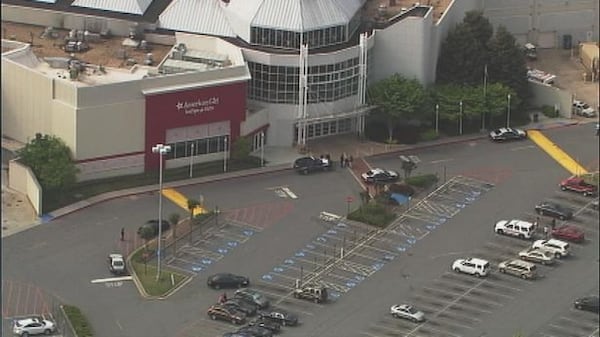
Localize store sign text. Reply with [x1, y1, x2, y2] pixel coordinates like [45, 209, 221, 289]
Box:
[176, 97, 220, 115]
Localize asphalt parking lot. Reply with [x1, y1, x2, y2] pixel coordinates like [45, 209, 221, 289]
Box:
[2, 124, 598, 337]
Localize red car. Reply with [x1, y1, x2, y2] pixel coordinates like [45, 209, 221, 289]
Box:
[559, 177, 597, 197]
[552, 225, 585, 243]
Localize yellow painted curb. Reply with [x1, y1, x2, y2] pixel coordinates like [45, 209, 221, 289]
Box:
[161, 188, 206, 215]
[527, 130, 588, 175]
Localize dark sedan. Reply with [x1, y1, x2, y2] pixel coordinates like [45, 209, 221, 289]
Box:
[236, 326, 273, 337]
[207, 273, 250, 289]
[247, 318, 281, 333]
[551, 225, 585, 243]
[534, 201, 573, 220]
[258, 309, 298, 327]
[223, 299, 257, 316]
[574, 296, 599, 313]
[137, 219, 171, 237]
[361, 168, 399, 184]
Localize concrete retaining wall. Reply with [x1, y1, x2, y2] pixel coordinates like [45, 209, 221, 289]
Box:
[8, 159, 42, 216]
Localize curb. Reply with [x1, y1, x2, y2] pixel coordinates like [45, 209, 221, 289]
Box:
[367, 134, 488, 159]
[48, 164, 292, 221]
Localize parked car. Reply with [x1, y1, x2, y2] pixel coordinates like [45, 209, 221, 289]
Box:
[207, 304, 246, 325]
[293, 156, 332, 174]
[292, 284, 328, 303]
[236, 325, 274, 337]
[574, 296, 600, 313]
[207, 273, 250, 289]
[258, 309, 298, 326]
[532, 239, 570, 259]
[551, 225, 585, 243]
[223, 299, 257, 316]
[107, 253, 126, 275]
[498, 259, 537, 280]
[247, 318, 281, 333]
[390, 304, 425, 322]
[489, 127, 527, 141]
[518, 247, 555, 265]
[235, 289, 270, 309]
[494, 219, 536, 240]
[535, 201, 573, 220]
[137, 219, 171, 237]
[361, 168, 399, 184]
[222, 332, 253, 337]
[573, 100, 597, 117]
[451, 258, 490, 277]
[559, 177, 597, 197]
[12, 316, 56, 336]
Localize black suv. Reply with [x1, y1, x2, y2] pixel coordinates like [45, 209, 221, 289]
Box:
[293, 156, 332, 175]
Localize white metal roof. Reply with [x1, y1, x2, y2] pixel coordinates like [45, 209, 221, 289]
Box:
[71, 0, 153, 15]
[159, 0, 236, 37]
[159, 0, 365, 42]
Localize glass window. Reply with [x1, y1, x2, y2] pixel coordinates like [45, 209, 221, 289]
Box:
[307, 124, 314, 138]
[197, 139, 208, 154]
[186, 140, 196, 157]
[174, 142, 185, 159]
[329, 121, 337, 134]
[208, 137, 220, 153]
[314, 123, 322, 137]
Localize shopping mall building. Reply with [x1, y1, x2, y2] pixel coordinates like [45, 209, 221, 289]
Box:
[2, 0, 598, 180]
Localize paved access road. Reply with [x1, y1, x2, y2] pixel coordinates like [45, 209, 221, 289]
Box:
[2, 124, 598, 337]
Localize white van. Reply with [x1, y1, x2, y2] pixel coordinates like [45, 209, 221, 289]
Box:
[495, 219, 536, 239]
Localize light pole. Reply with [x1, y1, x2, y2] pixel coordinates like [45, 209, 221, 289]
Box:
[260, 132, 265, 167]
[214, 206, 220, 226]
[459, 101, 463, 135]
[435, 104, 439, 135]
[482, 64, 487, 131]
[189, 143, 194, 178]
[223, 136, 228, 172]
[506, 94, 511, 127]
[152, 143, 171, 281]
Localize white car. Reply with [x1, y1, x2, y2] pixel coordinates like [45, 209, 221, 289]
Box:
[108, 253, 126, 274]
[361, 168, 399, 184]
[13, 317, 56, 336]
[489, 128, 527, 141]
[494, 219, 535, 240]
[451, 258, 490, 277]
[532, 239, 570, 259]
[573, 100, 597, 117]
[518, 247, 555, 265]
[390, 304, 425, 322]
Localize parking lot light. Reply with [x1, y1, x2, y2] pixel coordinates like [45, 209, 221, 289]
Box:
[152, 143, 171, 281]
[214, 206, 220, 226]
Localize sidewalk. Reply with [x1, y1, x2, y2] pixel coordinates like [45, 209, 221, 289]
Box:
[1, 115, 592, 238]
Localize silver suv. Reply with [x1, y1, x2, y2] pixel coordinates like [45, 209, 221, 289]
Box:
[498, 259, 537, 279]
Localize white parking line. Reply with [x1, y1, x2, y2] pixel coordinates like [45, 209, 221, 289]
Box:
[281, 187, 298, 199]
[415, 301, 482, 322]
[430, 158, 454, 164]
[413, 294, 494, 315]
[511, 145, 536, 151]
[90, 276, 133, 284]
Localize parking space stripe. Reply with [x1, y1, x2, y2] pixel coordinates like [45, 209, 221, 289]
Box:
[527, 130, 588, 175]
[412, 294, 494, 315]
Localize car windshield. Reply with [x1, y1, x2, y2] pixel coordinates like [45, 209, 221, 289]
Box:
[114, 260, 124, 266]
[407, 306, 418, 314]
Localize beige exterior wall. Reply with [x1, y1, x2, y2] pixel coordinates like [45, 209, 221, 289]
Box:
[8, 159, 42, 216]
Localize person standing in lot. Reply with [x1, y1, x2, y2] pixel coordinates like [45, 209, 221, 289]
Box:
[120, 227, 125, 241]
[543, 226, 549, 239]
[551, 218, 556, 230]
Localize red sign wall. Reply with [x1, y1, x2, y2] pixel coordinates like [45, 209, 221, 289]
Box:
[144, 81, 247, 170]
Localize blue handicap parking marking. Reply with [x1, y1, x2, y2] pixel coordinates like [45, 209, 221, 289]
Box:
[329, 291, 341, 299]
[426, 224, 437, 230]
[262, 274, 273, 281]
[396, 245, 407, 252]
[437, 217, 447, 225]
[327, 229, 338, 235]
[295, 251, 306, 257]
[192, 265, 203, 272]
[336, 222, 348, 228]
[201, 258, 213, 265]
[284, 259, 295, 265]
[217, 248, 229, 254]
[346, 281, 357, 288]
[306, 244, 316, 250]
[372, 262, 384, 271]
[243, 230, 255, 236]
[407, 238, 417, 245]
[354, 275, 365, 282]
[471, 190, 481, 196]
[273, 266, 284, 273]
[383, 254, 395, 261]
[316, 236, 327, 243]
[227, 241, 239, 248]
[455, 203, 466, 209]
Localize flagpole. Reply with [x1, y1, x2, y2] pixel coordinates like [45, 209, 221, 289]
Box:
[482, 64, 487, 131]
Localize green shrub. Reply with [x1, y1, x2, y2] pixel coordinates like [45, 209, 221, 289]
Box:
[348, 202, 396, 228]
[541, 105, 558, 118]
[63, 305, 93, 337]
[419, 129, 439, 142]
[405, 174, 439, 188]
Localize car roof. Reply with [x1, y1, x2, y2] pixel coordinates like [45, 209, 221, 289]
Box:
[556, 225, 580, 231]
[504, 259, 535, 267]
[109, 253, 124, 259]
[465, 257, 489, 264]
[545, 239, 569, 246]
[507, 219, 534, 228]
[15, 317, 46, 325]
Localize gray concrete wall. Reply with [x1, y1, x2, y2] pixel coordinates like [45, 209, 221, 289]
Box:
[8, 159, 42, 216]
[529, 82, 573, 118]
